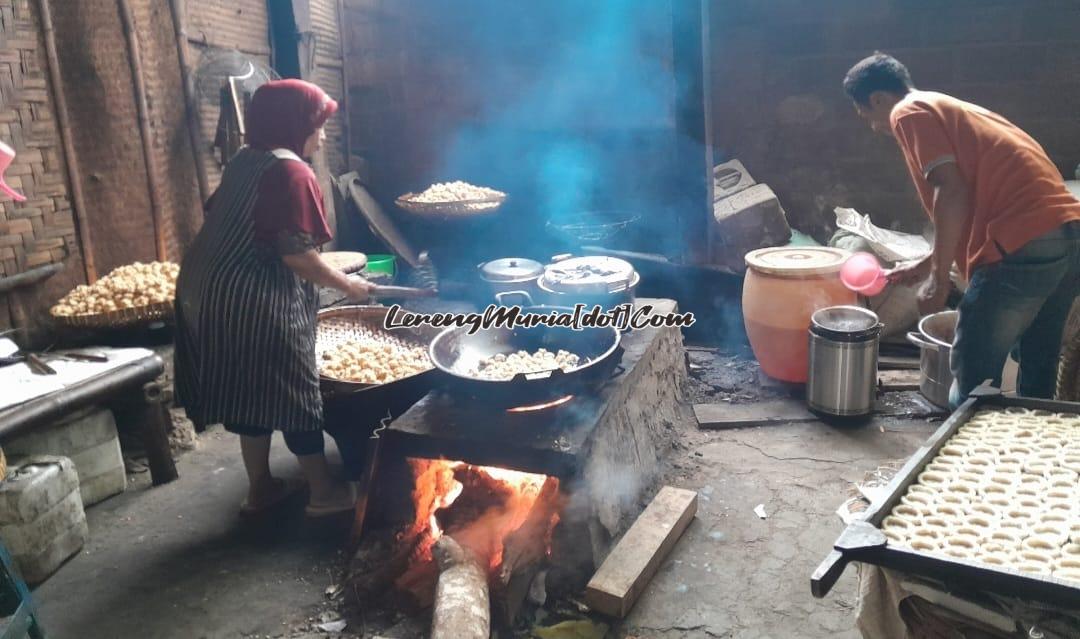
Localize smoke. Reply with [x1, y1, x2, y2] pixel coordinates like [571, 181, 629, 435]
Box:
[419, 0, 682, 244]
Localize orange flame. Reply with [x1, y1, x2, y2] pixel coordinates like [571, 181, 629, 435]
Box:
[405, 458, 558, 574]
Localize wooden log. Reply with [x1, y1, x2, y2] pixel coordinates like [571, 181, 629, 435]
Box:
[585, 486, 697, 618]
[878, 369, 921, 392]
[117, 0, 167, 261]
[37, 0, 96, 282]
[494, 476, 561, 625]
[431, 536, 489, 639]
[166, 0, 210, 206]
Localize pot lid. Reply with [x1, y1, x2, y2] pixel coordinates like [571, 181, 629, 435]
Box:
[542, 256, 635, 294]
[745, 247, 850, 277]
[480, 258, 544, 282]
[811, 305, 880, 333]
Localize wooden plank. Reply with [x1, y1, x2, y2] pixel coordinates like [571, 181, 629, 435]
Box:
[878, 369, 921, 392]
[694, 399, 816, 428]
[585, 486, 697, 618]
[694, 392, 948, 429]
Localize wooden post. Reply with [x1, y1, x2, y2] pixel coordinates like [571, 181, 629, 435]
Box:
[138, 382, 179, 485]
[117, 0, 168, 262]
[36, 0, 97, 282]
[671, 0, 714, 264]
[335, 0, 352, 169]
[167, 0, 211, 206]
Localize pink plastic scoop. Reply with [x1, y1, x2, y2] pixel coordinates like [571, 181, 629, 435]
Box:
[0, 141, 26, 202]
[840, 252, 887, 296]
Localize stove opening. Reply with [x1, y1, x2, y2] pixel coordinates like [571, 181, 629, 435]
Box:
[506, 394, 575, 413]
[394, 458, 562, 607]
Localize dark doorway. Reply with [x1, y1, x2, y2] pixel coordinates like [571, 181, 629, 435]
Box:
[267, 0, 301, 79]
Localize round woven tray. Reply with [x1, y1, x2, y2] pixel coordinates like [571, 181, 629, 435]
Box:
[395, 192, 506, 220]
[51, 300, 174, 329]
[316, 305, 441, 391]
[322, 251, 368, 274]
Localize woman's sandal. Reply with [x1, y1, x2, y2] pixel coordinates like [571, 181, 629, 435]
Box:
[240, 477, 306, 516]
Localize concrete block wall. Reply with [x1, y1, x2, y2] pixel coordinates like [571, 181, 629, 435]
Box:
[710, 0, 1080, 240]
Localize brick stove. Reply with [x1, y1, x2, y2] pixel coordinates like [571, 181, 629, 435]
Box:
[348, 298, 687, 625]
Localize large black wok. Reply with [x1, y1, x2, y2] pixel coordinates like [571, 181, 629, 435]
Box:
[428, 300, 623, 407]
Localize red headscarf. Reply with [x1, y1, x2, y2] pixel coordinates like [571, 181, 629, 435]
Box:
[246, 79, 338, 156]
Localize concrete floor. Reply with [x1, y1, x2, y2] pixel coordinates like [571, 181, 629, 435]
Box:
[31, 358, 941, 639]
[35, 426, 351, 639]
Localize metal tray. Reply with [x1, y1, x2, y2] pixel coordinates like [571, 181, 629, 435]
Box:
[811, 385, 1080, 608]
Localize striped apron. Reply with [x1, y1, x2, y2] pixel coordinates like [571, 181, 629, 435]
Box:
[174, 147, 323, 432]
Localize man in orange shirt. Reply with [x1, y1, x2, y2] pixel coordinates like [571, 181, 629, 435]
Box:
[843, 53, 1080, 407]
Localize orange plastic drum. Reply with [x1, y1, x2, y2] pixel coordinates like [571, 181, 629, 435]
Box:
[743, 247, 858, 383]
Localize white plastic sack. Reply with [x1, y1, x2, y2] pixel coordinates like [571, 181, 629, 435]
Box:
[834, 207, 930, 263]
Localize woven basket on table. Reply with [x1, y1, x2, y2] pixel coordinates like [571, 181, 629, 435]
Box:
[50, 300, 174, 329]
[1057, 302, 1080, 401]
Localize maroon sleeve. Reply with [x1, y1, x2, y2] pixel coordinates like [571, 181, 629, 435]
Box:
[251, 160, 333, 255]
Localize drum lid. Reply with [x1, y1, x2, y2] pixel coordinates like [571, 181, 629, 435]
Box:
[745, 247, 849, 277]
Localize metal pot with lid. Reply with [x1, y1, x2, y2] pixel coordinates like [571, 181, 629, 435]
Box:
[477, 258, 544, 299]
[537, 255, 639, 309]
[807, 305, 882, 418]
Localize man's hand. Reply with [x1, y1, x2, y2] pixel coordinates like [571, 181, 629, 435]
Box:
[916, 274, 950, 315]
[885, 255, 933, 286]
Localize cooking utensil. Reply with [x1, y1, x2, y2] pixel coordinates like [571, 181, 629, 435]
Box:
[316, 305, 442, 397]
[428, 296, 622, 407]
[536, 255, 639, 310]
[807, 306, 881, 417]
[906, 310, 957, 408]
[478, 258, 543, 300]
[546, 210, 639, 245]
[840, 252, 887, 296]
[367, 284, 437, 300]
[812, 385, 1080, 608]
[395, 192, 506, 220]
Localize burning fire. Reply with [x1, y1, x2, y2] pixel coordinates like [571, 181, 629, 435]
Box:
[506, 394, 574, 413]
[405, 459, 559, 572]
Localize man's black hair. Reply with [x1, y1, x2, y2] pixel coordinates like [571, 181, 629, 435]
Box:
[843, 52, 914, 106]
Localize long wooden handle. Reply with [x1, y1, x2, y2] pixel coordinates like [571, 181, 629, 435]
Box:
[368, 285, 437, 299]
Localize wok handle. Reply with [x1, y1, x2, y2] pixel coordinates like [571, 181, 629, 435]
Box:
[811, 550, 850, 599]
[495, 290, 535, 307]
[906, 331, 939, 352]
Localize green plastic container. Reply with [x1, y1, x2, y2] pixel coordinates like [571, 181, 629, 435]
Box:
[364, 254, 396, 275]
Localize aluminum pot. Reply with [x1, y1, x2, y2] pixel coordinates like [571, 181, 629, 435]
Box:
[477, 258, 543, 300]
[807, 306, 882, 417]
[536, 255, 639, 310]
[906, 310, 957, 408]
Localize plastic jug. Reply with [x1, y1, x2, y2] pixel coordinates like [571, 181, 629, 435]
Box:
[0, 141, 26, 202]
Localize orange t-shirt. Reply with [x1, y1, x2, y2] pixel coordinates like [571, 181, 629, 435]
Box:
[889, 90, 1080, 279]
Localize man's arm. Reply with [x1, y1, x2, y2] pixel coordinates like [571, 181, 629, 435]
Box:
[926, 162, 968, 286]
[916, 161, 969, 313]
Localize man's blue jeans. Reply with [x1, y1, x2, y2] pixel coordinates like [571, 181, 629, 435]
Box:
[949, 221, 1080, 408]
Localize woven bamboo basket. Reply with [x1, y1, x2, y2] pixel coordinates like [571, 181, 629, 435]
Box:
[51, 300, 175, 329]
[395, 192, 506, 220]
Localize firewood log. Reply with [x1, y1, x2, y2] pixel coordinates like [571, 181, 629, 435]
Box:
[431, 536, 490, 639]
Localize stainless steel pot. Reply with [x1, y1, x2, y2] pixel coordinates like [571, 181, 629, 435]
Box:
[537, 255, 639, 310]
[477, 258, 543, 300]
[807, 306, 882, 417]
[906, 310, 957, 408]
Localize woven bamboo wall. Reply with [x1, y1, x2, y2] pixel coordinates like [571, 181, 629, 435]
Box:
[49, 0, 158, 273]
[310, 0, 346, 174]
[0, 0, 84, 328]
[130, 0, 202, 256]
[185, 0, 271, 189]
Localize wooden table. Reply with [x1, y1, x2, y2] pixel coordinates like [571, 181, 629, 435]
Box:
[0, 353, 177, 485]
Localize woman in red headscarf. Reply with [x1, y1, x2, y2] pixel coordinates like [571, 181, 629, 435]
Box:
[174, 80, 371, 516]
